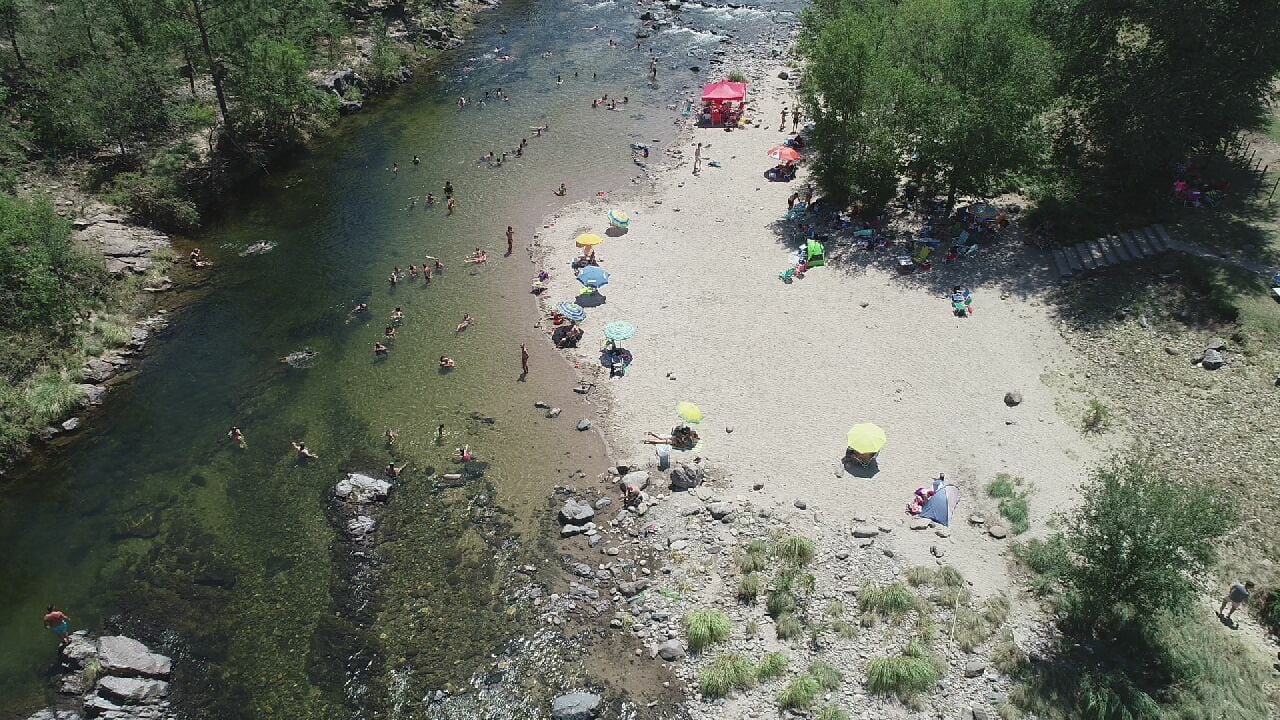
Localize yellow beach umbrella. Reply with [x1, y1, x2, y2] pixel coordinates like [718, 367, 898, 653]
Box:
[676, 402, 704, 424]
[846, 424, 886, 454]
[575, 233, 605, 248]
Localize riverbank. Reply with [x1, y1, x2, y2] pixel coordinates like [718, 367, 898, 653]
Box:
[530, 47, 1107, 719]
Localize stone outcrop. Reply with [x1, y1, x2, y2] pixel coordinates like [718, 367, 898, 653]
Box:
[24, 632, 176, 720]
[335, 473, 392, 503]
[73, 206, 170, 277]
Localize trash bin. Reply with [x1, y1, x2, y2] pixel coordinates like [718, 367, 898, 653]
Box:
[656, 444, 671, 470]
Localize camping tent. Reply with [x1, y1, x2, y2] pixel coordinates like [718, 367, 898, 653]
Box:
[701, 81, 747, 102]
[920, 480, 960, 526]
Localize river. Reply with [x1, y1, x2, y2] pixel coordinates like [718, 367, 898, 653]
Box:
[0, 0, 798, 716]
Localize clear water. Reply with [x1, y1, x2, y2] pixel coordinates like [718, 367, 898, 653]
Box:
[0, 0, 799, 716]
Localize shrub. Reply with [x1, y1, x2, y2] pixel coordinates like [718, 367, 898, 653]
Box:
[859, 583, 916, 619]
[727, 69, 748, 83]
[987, 474, 1018, 499]
[778, 674, 821, 710]
[685, 609, 732, 651]
[1082, 399, 1112, 433]
[866, 656, 940, 698]
[775, 535, 816, 566]
[808, 660, 843, 690]
[1257, 588, 1280, 637]
[992, 631, 1026, 674]
[108, 171, 200, 232]
[775, 613, 803, 640]
[698, 653, 756, 698]
[755, 651, 790, 680]
[1013, 536, 1070, 577]
[737, 572, 765, 604]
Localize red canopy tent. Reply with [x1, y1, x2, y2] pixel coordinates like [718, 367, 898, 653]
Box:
[701, 81, 748, 102]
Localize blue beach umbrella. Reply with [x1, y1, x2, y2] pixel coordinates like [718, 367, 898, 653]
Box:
[556, 302, 587, 322]
[603, 321, 636, 343]
[608, 209, 631, 229]
[576, 266, 611, 289]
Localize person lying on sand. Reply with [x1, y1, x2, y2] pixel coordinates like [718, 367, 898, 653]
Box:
[643, 426, 699, 450]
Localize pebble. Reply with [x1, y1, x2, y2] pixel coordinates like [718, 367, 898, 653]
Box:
[546, 407, 562, 418]
[794, 498, 807, 509]
[988, 525, 1008, 539]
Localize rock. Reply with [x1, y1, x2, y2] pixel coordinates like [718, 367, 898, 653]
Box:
[572, 563, 592, 577]
[334, 473, 391, 503]
[551, 692, 602, 720]
[708, 501, 736, 520]
[793, 498, 807, 510]
[657, 639, 685, 661]
[546, 407, 562, 419]
[669, 462, 704, 490]
[618, 580, 649, 596]
[930, 544, 946, 558]
[345, 515, 377, 538]
[576, 419, 592, 431]
[560, 524, 585, 538]
[935, 528, 951, 538]
[1205, 337, 1227, 351]
[78, 384, 107, 406]
[24, 709, 83, 720]
[882, 548, 895, 558]
[61, 417, 82, 432]
[83, 694, 122, 716]
[588, 534, 602, 548]
[988, 525, 1008, 539]
[1201, 349, 1225, 370]
[1003, 391, 1022, 406]
[964, 660, 988, 678]
[82, 358, 119, 384]
[777, 70, 790, 80]
[668, 539, 688, 552]
[640, 10, 656, 19]
[61, 632, 98, 667]
[534, 401, 551, 409]
[97, 676, 170, 704]
[909, 518, 932, 530]
[97, 636, 171, 679]
[752, 482, 765, 491]
[968, 514, 985, 525]
[594, 497, 613, 510]
[559, 498, 596, 525]
[851, 526, 879, 538]
[621, 471, 650, 494]
[971, 709, 991, 720]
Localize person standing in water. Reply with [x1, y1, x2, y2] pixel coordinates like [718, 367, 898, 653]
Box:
[447, 197, 457, 215]
[506, 226, 515, 256]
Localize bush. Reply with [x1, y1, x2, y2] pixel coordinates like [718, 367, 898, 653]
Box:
[755, 651, 789, 680]
[1013, 536, 1070, 577]
[1256, 588, 1280, 637]
[737, 572, 765, 604]
[859, 583, 916, 619]
[775, 613, 803, 640]
[808, 660, 842, 690]
[778, 674, 821, 710]
[685, 609, 732, 651]
[727, 69, 748, 83]
[109, 171, 200, 232]
[698, 653, 755, 698]
[775, 535, 816, 566]
[987, 474, 1018, 498]
[866, 656, 940, 698]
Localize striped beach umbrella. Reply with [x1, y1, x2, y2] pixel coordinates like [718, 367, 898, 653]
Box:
[576, 266, 611, 289]
[603, 321, 636, 343]
[555, 302, 586, 322]
[608, 209, 631, 229]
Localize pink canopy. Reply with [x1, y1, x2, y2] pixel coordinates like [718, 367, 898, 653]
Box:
[701, 81, 748, 102]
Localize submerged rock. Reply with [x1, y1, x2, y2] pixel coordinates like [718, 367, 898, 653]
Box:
[97, 635, 172, 679]
[335, 473, 391, 503]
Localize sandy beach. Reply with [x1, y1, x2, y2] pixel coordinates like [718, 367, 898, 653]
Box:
[531, 64, 1112, 717]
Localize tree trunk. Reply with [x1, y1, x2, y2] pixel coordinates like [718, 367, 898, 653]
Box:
[78, 0, 98, 53]
[182, 48, 197, 98]
[5, 27, 25, 72]
[191, 0, 234, 138]
[945, 179, 957, 216]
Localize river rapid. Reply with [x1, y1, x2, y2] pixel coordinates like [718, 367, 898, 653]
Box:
[0, 0, 799, 717]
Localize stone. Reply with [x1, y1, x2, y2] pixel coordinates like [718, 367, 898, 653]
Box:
[572, 563, 592, 577]
[78, 384, 107, 406]
[546, 407, 563, 418]
[621, 471, 650, 494]
[708, 502, 735, 520]
[935, 528, 951, 538]
[559, 498, 596, 525]
[61, 417, 82, 432]
[560, 524, 585, 538]
[909, 518, 932, 530]
[968, 514, 985, 525]
[594, 497, 613, 510]
[930, 544, 946, 558]
[1205, 337, 1227, 351]
[657, 639, 685, 661]
[669, 462, 704, 490]
[1003, 391, 1022, 406]
[576, 419, 592, 431]
[752, 482, 765, 491]
[851, 526, 879, 538]
[551, 692, 602, 720]
[618, 580, 649, 596]
[988, 525, 1008, 539]
[793, 498, 807, 510]
[972, 709, 991, 720]
[668, 539, 688, 552]
[24, 710, 83, 720]
[1201, 349, 1225, 370]
[534, 401, 551, 409]
[61, 632, 98, 667]
[588, 534, 602, 548]
[777, 70, 790, 80]
[97, 676, 170, 704]
[964, 660, 988, 678]
[345, 515, 377, 538]
[97, 636, 171, 679]
[334, 473, 391, 503]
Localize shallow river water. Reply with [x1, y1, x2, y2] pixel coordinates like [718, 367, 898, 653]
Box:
[0, 0, 798, 716]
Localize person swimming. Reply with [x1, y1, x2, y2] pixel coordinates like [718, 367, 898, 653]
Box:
[228, 426, 246, 448]
[456, 314, 474, 332]
[391, 307, 404, 322]
[444, 181, 455, 196]
[292, 441, 318, 461]
[439, 355, 456, 369]
[554, 183, 567, 196]
[374, 342, 389, 356]
[385, 326, 397, 340]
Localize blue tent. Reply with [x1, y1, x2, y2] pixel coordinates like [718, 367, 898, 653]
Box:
[920, 480, 960, 526]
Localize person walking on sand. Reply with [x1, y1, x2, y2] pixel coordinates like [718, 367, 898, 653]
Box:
[520, 343, 529, 377]
[43, 606, 71, 645]
[693, 143, 702, 175]
[1218, 581, 1254, 622]
[792, 107, 802, 132]
[506, 226, 515, 256]
[780, 107, 788, 131]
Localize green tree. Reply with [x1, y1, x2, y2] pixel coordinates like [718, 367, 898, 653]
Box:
[1063, 457, 1234, 629]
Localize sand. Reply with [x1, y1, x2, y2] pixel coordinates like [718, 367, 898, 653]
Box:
[532, 70, 1101, 595]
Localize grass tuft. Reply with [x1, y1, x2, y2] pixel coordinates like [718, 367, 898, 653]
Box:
[767, 589, 797, 617]
[775, 612, 803, 640]
[1082, 398, 1112, 433]
[736, 547, 771, 574]
[808, 660, 843, 690]
[685, 609, 732, 651]
[26, 369, 85, 421]
[992, 631, 1026, 674]
[866, 655, 941, 698]
[737, 572, 765, 604]
[774, 534, 816, 566]
[755, 651, 789, 680]
[814, 707, 850, 720]
[698, 653, 756, 698]
[778, 674, 821, 710]
[987, 474, 1031, 534]
[831, 618, 859, 639]
[859, 582, 917, 619]
[825, 600, 846, 617]
[905, 566, 936, 586]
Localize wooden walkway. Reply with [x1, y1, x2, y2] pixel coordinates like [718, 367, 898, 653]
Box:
[1051, 225, 1176, 281]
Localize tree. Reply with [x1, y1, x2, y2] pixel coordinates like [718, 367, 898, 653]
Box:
[1063, 457, 1234, 630]
[799, 0, 1056, 211]
[1039, 0, 1280, 196]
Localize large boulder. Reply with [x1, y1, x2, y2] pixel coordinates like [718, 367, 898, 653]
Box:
[669, 462, 704, 490]
[657, 639, 685, 661]
[1201, 348, 1225, 370]
[559, 498, 595, 525]
[96, 636, 171, 679]
[82, 358, 119, 384]
[97, 676, 170, 704]
[24, 710, 83, 720]
[335, 473, 391, 503]
[551, 692, 602, 720]
[621, 471, 650, 494]
[60, 631, 98, 667]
